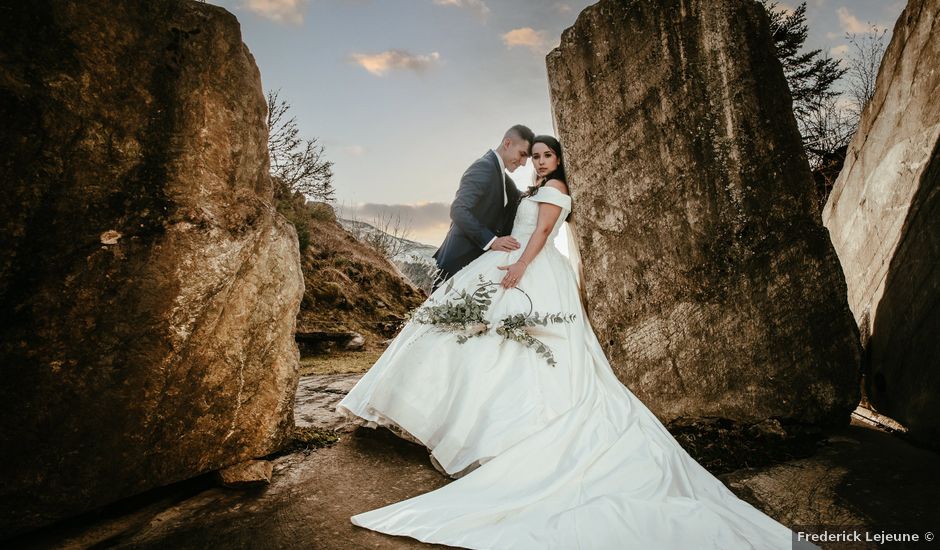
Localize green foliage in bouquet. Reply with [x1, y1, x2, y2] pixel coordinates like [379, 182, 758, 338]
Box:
[406, 274, 496, 344]
[495, 312, 577, 367]
[407, 275, 576, 366]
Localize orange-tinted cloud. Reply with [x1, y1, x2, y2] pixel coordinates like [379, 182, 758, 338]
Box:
[349, 50, 442, 76]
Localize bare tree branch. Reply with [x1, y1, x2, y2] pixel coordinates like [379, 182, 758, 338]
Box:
[266, 89, 336, 202]
[845, 25, 888, 119]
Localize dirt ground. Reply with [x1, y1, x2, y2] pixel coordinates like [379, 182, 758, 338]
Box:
[9, 373, 940, 550]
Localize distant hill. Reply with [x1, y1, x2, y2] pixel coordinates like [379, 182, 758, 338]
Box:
[336, 218, 438, 263]
[337, 218, 440, 293]
[273, 186, 426, 351]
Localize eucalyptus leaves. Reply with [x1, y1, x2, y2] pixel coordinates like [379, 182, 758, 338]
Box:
[407, 275, 576, 366]
[407, 274, 496, 344]
[494, 312, 576, 366]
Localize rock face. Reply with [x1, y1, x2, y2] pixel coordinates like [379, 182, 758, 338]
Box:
[822, 0, 940, 448]
[294, 373, 365, 432]
[547, 0, 861, 429]
[216, 460, 274, 489]
[0, 0, 304, 536]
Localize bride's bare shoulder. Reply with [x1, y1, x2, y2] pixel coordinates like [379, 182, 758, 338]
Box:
[545, 179, 569, 195]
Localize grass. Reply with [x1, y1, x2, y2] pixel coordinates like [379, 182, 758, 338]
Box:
[298, 350, 384, 376]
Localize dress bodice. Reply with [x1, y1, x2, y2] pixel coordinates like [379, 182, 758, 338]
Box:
[509, 185, 572, 247]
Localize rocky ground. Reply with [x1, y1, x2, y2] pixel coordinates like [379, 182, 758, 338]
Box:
[9, 373, 940, 550]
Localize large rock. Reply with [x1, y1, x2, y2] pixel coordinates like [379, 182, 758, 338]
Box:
[547, 0, 861, 429]
[0, 0, 304, 535]
[822, 0, 940, 448]
[215, 460, 274, 489]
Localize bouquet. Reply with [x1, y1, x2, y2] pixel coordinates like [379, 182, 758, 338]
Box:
[407, 275, 576, 366]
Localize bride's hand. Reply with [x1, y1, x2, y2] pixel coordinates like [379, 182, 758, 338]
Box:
[497, 260, 527, 289]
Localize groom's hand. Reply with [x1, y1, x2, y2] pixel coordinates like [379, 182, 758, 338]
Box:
[490, 236, 521, 251]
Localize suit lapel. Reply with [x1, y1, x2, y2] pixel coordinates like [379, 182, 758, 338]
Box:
[505, 175, 519, 205]
[485, 150, 506, 207]
[487, 149, 501, 173]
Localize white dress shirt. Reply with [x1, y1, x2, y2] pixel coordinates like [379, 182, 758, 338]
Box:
[483, 149, 507, 251]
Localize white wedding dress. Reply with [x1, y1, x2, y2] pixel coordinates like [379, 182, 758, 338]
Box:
[335, 185, 802, 549]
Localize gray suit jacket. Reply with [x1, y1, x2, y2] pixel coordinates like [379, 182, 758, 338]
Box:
[433, 150, 520, 279]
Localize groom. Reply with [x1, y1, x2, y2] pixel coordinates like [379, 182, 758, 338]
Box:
[431, 124, 534, 291]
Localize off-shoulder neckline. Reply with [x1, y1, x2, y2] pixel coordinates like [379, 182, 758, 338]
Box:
[531, 185, 571, 198]
[524, 186, 572, 212]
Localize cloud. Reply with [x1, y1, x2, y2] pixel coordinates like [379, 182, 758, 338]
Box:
[830, 44, 850, 58]
[836, 6, 871, 34]
[502, 27, 552, 54]
[337, 202, 452, 245]
[432, 0, 490, 19]
[553, 2, 572, 13]
[244, 0, 308, 24]
[348, 50, 442, 76]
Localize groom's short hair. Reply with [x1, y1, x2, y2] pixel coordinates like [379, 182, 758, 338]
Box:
[504, 124, 535, 148]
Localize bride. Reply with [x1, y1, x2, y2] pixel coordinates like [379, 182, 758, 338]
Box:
[335, 135, 805, 549]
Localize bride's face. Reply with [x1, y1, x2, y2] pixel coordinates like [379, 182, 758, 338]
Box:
[531, 143, 559, 178]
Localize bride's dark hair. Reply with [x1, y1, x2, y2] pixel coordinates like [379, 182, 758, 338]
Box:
[521, 135, 570, 221]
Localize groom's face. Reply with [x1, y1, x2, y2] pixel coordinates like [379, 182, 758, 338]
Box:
[502, 137, 530, 172]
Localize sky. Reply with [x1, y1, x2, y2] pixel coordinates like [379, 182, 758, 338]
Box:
[208, 0, 906, 246]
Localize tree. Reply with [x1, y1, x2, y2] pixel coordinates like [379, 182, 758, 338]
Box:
[801, 95, 855, 211]
[266, 89, 335, 202]
[343, 207, 413, 261]
[760, 1, 847, 167]
[845, 25, 888, 119]
[761, 2, 846, 118]
[364, 211, 413, 260]
[798, 25, 889, 210]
